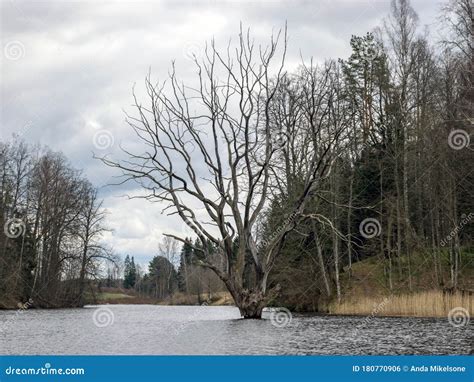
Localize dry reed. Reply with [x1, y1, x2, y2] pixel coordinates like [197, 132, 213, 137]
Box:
[329, 290, 473, 318]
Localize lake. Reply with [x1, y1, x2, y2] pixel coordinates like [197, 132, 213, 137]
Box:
[1, 305, 471, 355]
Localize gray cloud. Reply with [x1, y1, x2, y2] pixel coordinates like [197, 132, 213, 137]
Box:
[1, 0, 439, 266]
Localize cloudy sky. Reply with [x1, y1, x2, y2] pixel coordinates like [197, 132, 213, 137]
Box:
[1, 0, 440, 266]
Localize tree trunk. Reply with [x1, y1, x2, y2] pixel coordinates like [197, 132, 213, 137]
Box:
[224, 278, 266, 319]
[386, 208, 393, 291]
[236, 291, 265, 319]
[314, 227, 331, 297]
[332, 162, 341, 304]
[78, 244, 88, 306]
[347, 168, 354, 277]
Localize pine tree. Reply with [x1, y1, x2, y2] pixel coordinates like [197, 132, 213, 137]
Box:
[123, 255, 136, 289]
[129, 256, 137, 288]
[177, 238, 193, 293]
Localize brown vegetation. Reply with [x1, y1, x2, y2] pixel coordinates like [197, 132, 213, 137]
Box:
[329, 290, 473, 317]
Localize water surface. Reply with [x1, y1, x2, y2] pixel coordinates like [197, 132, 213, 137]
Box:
[1, 305, 471, 355]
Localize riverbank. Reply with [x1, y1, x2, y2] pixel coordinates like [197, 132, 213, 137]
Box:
[2, 290, 472, 319]
[93, 291, 159, 305]
[2, 252, 472, 317]
[125, 290, 473, 319]
[325, 249, 474, 318]
[91, 289, 234, 307]
[0, 288, 160, 309]
[162, 291, 234, 306]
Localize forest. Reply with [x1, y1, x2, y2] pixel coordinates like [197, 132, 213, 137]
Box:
[1, 0, 472, 318]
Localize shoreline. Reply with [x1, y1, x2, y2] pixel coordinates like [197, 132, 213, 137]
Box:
[1, 302, 470, 320]
[2, 289, 472, 320]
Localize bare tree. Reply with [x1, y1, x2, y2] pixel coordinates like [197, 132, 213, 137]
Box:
[384, 0, 420, 290]
[158, 236, 180, 296]
[0, 140, 115, 308]
[76, 184, 115, 306]
[103, 27, 348, 318]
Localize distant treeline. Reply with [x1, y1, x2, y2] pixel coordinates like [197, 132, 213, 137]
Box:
[111, 238, 224, 305]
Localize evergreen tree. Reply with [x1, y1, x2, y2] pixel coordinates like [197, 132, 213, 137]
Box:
[123, 255, 136, 289]
[129, 256, 137, 288]
[148, 255, 178, 299]
[177, 238, 193, 293]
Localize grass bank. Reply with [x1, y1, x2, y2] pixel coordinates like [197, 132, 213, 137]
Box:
[164, 291, 234, 306]
[90, 288, 159, 305]
[327, 249, 474, 317]
[90, 289, 234, 306]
